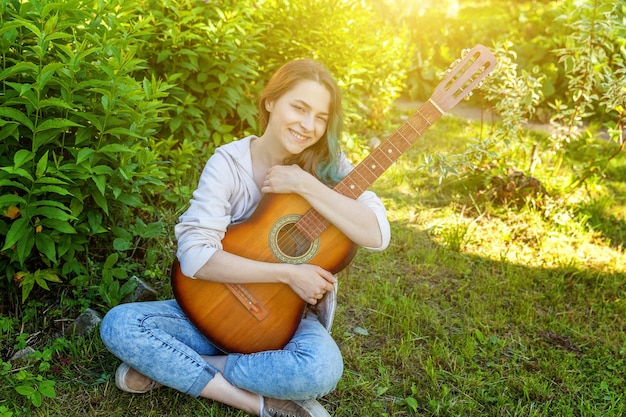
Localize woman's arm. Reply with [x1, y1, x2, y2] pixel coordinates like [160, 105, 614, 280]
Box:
[193, 250, 336, 305]
[261, 164, 390, 250]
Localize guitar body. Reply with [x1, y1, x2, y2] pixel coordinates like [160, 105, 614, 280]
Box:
[172, 44, 497, 354]
[171, 192, 359, 354]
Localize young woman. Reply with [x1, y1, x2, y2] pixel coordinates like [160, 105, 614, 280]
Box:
[100, 59, 391, 417]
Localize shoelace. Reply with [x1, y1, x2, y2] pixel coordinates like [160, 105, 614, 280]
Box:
[267, 408, 301, 417]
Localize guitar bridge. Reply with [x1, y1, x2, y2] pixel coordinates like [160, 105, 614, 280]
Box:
[225, 283, 270, 322]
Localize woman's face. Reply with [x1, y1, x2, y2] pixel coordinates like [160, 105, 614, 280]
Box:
[264, 80, 331, 156]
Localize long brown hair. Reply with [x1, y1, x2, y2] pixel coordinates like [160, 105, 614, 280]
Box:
[258, 59, 343, 185]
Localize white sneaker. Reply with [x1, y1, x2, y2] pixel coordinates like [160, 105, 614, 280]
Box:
[295, 399, 331, 417]
[262, 397, 330, 417]
[316, 282, 337, 333]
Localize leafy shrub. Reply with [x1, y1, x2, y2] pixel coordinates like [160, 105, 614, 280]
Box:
[259, 0, 413, 133]
[0, 0, 172, 302]
[130, 0, 269, 187]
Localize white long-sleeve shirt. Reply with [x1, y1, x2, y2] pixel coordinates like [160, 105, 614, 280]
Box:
[175, 136, 391, 278]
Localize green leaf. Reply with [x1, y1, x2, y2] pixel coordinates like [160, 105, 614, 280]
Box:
[0, 107, 34, 131]
[141, 222, 164, 239]
[116, 193, 142, 207]
[0, 61, 38, 82]
[14, 20, 42, 38]
[113, 238, 132, 251]
[35, 233, 56, 262]
[21, 277, 35, 303]
[31, 390, 42, 407]
[36, 151, 49, 177]
[37, 98, 74, 111]
[31, 206, 75, 222]
[0, 194, 27, 208]
[92, 175, 106, 196]
[34, 118, 83, 132]
[102, 125, 143, 139]
[31, 185, 72, 196]
[0, 179, 29, 192]
[0, 122, 19, 141]
[38, 380, 56, 398]
[98, 143, 132, 153]
[1, 166, 34, 182]
[41, 218, 76, 234]
[16, 231, 35, 265]
[76, 148, 94, 165]
[91, 191, 108, 214]
[157, 50, 172, 64]
[353, 326, 370, 336]
[405, 397, 418, 410]
[15, 385, 36, 396]
[37, 63, 63, 89]
[91, 165, 113, 175]
[32, 129, 61, 152]
[104, 253, 118, 270]
[34, 272, 51, 291]
[72, 112, 103, 132]
[2, 217, 30, 251]
[34, 269, 62, 285]
[13, 150, 34, 170]
[30, 199, 71, 210]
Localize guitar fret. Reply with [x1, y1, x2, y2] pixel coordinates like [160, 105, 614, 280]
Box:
[297, 210, 329, 241]
[334, 182, 360, 199]
[383, 139, 403, 160]
[342, 169, 369, 197]
[372, 146, 395, 166]
[360, 163, 380, 183]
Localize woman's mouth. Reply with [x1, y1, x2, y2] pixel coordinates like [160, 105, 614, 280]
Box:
[289, 129, 308, 143]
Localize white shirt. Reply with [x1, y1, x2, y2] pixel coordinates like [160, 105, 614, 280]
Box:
[175, 136, 391, 278]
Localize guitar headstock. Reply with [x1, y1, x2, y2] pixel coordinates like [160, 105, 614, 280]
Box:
[430, 44, 497, 113]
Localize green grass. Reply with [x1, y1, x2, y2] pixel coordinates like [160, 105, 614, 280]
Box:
[2, 114, 625, 416]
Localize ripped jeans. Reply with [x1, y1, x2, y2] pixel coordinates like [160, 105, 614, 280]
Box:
[99, 299, 343, 399]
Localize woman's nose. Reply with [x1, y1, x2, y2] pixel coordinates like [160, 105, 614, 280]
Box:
[300, 114, 315, 131]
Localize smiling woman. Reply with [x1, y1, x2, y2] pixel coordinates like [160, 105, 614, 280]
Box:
[100, 59, 391, 417]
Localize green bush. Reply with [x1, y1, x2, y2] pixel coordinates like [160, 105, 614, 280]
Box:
[133, 0, 412, 178]
[132, 0, 268, 183]
[259, 0, 413, 133]
[0, 0, 172, 302]
[0, 0, 415, 305]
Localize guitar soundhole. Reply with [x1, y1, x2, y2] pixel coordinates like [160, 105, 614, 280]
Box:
[269, 215, 319, 264]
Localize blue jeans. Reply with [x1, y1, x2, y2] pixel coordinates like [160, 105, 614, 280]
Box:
[100, 299, 343, 399]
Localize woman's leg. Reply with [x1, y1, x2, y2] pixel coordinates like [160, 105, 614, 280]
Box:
[101, 302, 340, 414]
[100, 299, 223, 396]
[221, 313, 344, 400]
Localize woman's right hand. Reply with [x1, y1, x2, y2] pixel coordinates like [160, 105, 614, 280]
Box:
[284, 263, 337, 305]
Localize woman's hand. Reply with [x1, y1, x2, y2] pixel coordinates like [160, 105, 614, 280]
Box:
[261, 164, 312, 195]
[284, 263, 337, 305]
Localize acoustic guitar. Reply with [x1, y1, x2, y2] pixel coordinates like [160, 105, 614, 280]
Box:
[171, 45, 497, 354]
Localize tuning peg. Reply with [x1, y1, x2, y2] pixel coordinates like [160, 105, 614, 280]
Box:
[449, 58, 462, 69]
[461, 48, 472, 58]
[464, 91, 474, 101]
[440, 68, 453, 78]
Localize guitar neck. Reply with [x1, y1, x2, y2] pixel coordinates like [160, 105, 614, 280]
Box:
[296, 44, 497, 242]
[296, 99, 443, 241]
[335, 99, 443, 198]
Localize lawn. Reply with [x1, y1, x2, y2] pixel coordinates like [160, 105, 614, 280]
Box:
[2, 112, 625, 417]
